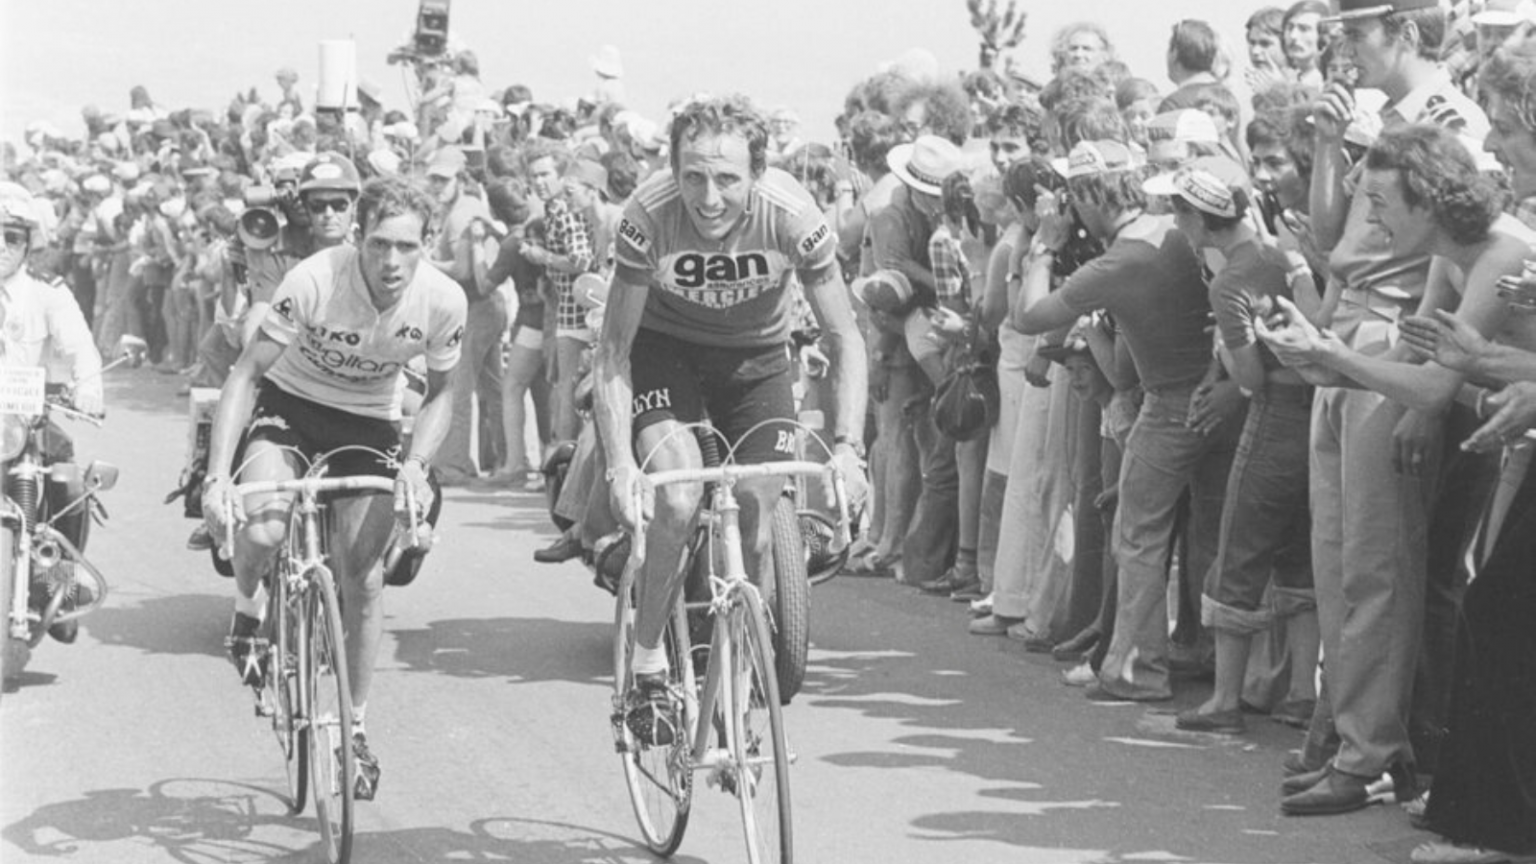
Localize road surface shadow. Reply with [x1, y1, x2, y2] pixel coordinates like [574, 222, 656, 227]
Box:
[104, 369, 189, 419]
[266, 816, 712, 864]
[798, 578, 1428, 864]
[392, 616, 612, 684]
[1, 778, 305, 863]
[84, 592, 229, 659]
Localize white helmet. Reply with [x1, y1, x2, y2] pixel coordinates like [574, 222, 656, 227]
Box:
[0, 182, 48, 251]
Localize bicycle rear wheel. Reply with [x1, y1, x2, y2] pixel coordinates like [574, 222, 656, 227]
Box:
[612, 566, 693, 856]
[267, 567, 307, 814]
[305, 570, 354, 864]
[731, 587, 793, 864]
[769, 495, 810, 703]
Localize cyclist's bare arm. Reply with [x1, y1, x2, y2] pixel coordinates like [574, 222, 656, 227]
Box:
[594, 263, 651, 528]
[406, 367, 456, 465]
[799, 262, 867, 447]
[203, 331, 286, 531]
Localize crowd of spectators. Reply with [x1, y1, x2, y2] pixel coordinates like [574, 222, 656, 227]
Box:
[5, 3, 1536, 861]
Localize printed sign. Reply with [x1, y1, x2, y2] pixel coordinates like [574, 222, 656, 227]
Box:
[0, 367, 46, 416]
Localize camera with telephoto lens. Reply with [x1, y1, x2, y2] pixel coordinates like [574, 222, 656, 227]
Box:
[237, 184, 299, 251]
[388, 0, 452, 66]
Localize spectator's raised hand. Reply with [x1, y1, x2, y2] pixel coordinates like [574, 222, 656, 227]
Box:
[1312, 82, 1356, 145]
[1463, 382, 1536, 453]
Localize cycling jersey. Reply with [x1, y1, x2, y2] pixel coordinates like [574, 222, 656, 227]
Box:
[260, 246, 466, 421]
[613, 166, 836, 349]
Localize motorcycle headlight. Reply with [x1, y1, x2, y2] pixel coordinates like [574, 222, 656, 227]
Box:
[0, 415, 27, 462]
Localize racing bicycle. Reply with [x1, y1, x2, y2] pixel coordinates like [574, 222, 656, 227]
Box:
[611, 427, 850, 864]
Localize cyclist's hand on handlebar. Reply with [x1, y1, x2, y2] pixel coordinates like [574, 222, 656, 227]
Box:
[201, 475, 243, 541]
[70, 383, 104, 419]
[607, 461, 652, 533]
[395, 458, 433, 524]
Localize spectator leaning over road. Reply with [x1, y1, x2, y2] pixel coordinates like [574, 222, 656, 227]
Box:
[1268, 0, 1488, 817]
[1012, 139, 1238, 703]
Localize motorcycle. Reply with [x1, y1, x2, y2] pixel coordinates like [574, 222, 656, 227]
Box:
[0, 361, 126, 692]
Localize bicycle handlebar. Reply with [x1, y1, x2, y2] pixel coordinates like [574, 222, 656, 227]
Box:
[629, 460, 852, 562]
[219, 474, 422, 560]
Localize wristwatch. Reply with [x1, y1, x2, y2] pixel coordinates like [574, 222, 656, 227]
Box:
[833, 434, 867, 460]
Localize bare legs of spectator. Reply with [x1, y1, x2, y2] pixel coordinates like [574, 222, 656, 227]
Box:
[499, 326, 545, 483]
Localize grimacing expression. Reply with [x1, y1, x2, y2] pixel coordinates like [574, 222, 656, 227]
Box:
[1360, 168, 1435, 255]
[676, 131, 757, 241]
[360, 211, 428, 297]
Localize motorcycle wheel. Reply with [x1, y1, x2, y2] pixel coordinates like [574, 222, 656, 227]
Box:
[0, 526, 33, 691]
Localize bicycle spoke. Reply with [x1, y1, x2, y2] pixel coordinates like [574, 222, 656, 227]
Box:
[307, 574, 354, 864]
[733, 593, 793, 864]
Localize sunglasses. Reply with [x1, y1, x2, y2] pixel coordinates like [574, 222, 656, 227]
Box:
[305, 197, 353, 214]
[2, 229, 29, 248]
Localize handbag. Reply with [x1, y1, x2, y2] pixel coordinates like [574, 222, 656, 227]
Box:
[931, 339, 999, 441]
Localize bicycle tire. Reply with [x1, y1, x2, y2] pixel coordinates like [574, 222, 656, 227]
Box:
[732, 587, 794, 864]
[769, 495, 809, 703]
[306, 571, 355, 864]
[267, 563, 307, 815]
[613, 566, 693, 856]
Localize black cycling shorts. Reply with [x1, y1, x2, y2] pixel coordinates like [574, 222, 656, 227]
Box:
[629, 328, 796, 465]
[240, 380, 402, 482]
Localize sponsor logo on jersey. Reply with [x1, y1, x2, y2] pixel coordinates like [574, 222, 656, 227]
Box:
[274, 297, 295, 320]
[394, 324, 424, 342]
[446, 325, 465, 349]
[799, 222, 831, 256]
[306, 323, 362, 346]
[632, 388, 671, 416]
[618, 218, 650, 253]
[773, 430, 796, 454]
[656, 251, 781, 309]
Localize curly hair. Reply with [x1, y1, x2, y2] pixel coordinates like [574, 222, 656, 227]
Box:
[1478, 34, 1536, 133]
[940, 171, 981, 236]
[356, 175, 437, 239]
[1364, 125, 1500, 246]
[1040, 69, 1112, 113]
[848, 110, 903, 176]
[669, 94, 771, 176]
[1050, 22, 1116, 75]
[520, 137, 572, 176]
[893, 81, 974, 147]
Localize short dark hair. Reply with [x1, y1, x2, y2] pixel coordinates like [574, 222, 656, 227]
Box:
[1381, 6, 1446, 61]
[1169, 19, 1220, 74]
[484, 176, 530, 227]
[1251, 80, 1318, 114]
[599, 149, 640, 202]
[940, 171, 980, 235]
[1040, 69, 1112, 112]
[1002, 157, 1058, 211]
[1068, 165, 1149, 216]
[1054, 97, 1127, 150]
[1283, 1, 1334, 53]
[985, 102, 1045, 140]
[1115, 78, 1160, 112]
[1247, 7, 1285, 40]
[669, 94, 770, 177]
[1364, 124, 1500, 246]
[520, 138, 571, 175]
[356, 176, 436, 239]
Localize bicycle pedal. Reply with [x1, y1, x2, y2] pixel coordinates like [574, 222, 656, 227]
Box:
[252, 689, 273, 717]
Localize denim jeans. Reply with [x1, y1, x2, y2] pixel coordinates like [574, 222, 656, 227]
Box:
[437, 292, 508, 477]
[1202, 384, 1314, 635]
[1097, 386, 1240, 699]
[900, 402, 958, 582]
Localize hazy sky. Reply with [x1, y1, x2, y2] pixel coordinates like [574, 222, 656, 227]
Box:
[1, 0, 1254, 146]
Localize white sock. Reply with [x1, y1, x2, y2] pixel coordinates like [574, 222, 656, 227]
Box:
[234, 584, 268, 620]
[631, 644, 670, 677]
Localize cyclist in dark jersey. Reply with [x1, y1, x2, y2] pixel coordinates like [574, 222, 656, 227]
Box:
[593, 95, 868, 733]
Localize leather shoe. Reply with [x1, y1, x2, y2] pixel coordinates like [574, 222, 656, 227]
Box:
[1176, 707, 1245, 734]
[533, 533, 584, 564]
[949, 578, 985, 602]
[1084, 681, 1171, 703]
[1283, 750, 1329, 777]
[1282, 764, 1331, 795]
[1051, 628, 1099, 662]
[1280, 766, 1372, 816]
[968, 613, 1024, 636]
[919, 569, 969, 596]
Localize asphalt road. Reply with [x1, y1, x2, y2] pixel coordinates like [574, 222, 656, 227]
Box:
[0, 368, 1437, 864]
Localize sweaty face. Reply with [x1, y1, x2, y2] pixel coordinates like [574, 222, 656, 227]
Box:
[1361, 168, 1435, 255]
[360, 212, 427, 298]
[1284, 13, 1322, 66]
[1484, 93, 1536, 199]
[676, 132, 756, 241]
[527, 156, 561, 203]
[989, 132, 1030, 175]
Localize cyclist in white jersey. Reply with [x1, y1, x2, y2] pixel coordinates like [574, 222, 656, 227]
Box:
[593, 95, 868, 739]
[202, 176, 466, 799]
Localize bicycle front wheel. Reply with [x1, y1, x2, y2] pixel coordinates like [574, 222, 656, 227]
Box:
[732, 587, 793, 864]
[305, 571, 354, 864]
[612, 566, 693, 857]
[769, 495, 810, 703]
[268, 568, 307, 814]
